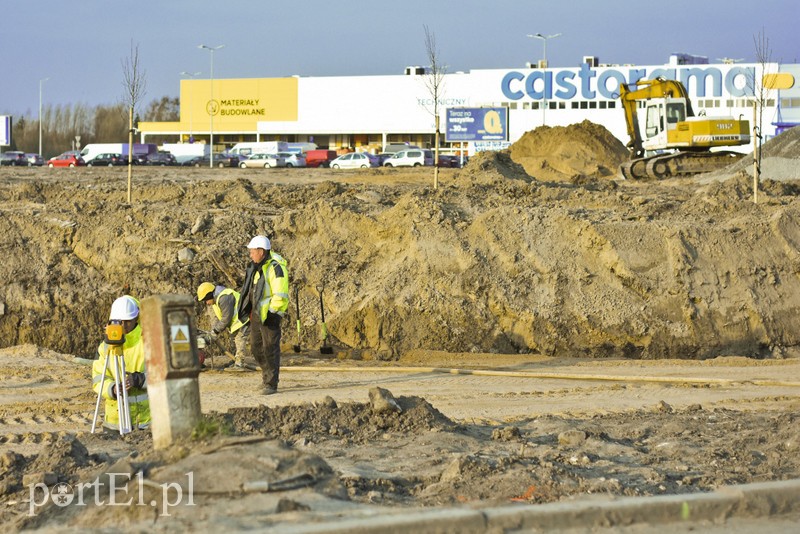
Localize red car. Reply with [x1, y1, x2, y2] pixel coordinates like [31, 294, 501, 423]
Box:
[47, 152, 85, 168]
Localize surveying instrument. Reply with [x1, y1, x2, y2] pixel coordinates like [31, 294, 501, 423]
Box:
[91, 321, 133, 435]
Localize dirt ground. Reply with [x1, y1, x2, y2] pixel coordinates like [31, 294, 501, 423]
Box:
[1, 122, 800, 531]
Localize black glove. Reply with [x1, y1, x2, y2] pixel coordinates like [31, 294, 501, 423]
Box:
[265, 312, 282, 329]
[110, 383, 118, 400]
[130, 372, 146, 390]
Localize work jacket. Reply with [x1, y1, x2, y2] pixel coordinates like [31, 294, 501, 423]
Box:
[212, 287, 247, 334]
[237, 251, 290, 325]
[91, 324, 150, 430]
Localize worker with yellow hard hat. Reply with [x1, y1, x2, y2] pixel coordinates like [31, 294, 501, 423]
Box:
[197, 282, 253, 371]
[91, 295, 151, 430]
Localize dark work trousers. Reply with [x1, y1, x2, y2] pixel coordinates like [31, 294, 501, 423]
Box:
[250, 317, 281, 389]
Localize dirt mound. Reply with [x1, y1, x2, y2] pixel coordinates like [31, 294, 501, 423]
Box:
[762, 125, 800, 158]
[510, 120, 629, 181]
[220, 393, 456, 444]
[2, 158, 800, 361]
[705, 125, 800, 181]
[454, 150, 533, 186]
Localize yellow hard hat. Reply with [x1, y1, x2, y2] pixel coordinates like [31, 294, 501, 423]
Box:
[197, 282, 216, 302]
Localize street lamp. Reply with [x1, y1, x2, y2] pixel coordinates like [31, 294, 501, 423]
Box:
[198, 44, 224, 168]
[527, 32, 561, 68]
[39, 77, 49, 157]
[527, 33, 561, 125]
[179, 71, 201, 142]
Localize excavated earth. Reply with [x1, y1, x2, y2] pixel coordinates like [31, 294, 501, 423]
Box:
[1, 122, 800, 531]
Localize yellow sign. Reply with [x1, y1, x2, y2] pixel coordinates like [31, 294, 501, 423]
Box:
[171, 325, 191, 352]
[763, 73, 794, 90]
[180, 77, 299, 132]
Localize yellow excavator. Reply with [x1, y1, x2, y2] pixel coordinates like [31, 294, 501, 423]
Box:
[619, 77, 750, 179]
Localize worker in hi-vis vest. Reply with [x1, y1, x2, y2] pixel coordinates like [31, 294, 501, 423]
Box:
[197, 282, 253, 371]
[91, 295, 150, 430]
[236, 235, 289, 395]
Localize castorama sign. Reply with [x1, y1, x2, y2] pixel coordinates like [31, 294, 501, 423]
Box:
[500, 64, 760, 101]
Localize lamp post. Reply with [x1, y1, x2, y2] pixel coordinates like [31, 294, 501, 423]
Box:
[179, 71, 201, 143]
[198, 44, 224, 168]
[39, 78, 49, 157]
[527, 33, 561, 125]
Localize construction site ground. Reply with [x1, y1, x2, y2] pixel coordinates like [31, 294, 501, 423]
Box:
[1, 122, 800, 531]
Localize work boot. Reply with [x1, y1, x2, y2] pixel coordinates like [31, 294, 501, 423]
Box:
[261, 386, 277, 395]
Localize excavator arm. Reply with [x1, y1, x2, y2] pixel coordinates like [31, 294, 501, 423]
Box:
[618, 77, 692, 159]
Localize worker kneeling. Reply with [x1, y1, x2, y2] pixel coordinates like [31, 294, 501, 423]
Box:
[91, 295, 151, 431]
[197, 282, 253, 371]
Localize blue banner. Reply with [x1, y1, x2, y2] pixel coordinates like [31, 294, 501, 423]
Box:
[445, 107, 508, 142]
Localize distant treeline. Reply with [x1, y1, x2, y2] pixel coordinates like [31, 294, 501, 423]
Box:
[8, 96, 179, 158]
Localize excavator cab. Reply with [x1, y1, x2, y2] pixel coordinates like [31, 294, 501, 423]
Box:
[643, 98, 688, 151]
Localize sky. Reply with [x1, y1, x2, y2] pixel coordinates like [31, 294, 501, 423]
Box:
[2, 0, 797, 117]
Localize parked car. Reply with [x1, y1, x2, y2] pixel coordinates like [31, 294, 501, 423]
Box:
[438, 154, 461, 168]
[376, 153, 395, 166]
[141, 151, 177, 166]
[276, 152, 307, 168]
[383, 149, 434, 167]
[195, 152, 239, 169]
[305, 149, 337, 168]
[25, 153, 45, 166]
[46, 152, 85, 168]
[330, 152, 379, 169]
[239, 153, 286, 168]
[180, 156, 201, 166]
[86, 153, 128, 167]
[0, 151, 28, 166]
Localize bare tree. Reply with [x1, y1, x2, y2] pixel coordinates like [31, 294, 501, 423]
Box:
[422, 25, 446, 190]
[751, 28, 773, 203]
[121, 40, 147, 203]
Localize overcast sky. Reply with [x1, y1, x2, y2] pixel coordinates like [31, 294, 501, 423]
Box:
[2, 0, 796, 116]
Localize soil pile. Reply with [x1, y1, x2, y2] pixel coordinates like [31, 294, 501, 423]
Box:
[221, 393, 455, 444]
[509, 120, 629, 181]
[703, 124, 800, 181]
[1, 121, 800, 362]
[454, 150, 532, 186]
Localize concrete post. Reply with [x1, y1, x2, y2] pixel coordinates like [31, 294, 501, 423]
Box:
[140, 294, 202, 449]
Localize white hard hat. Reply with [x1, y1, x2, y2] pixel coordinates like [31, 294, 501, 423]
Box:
[247, 235, 271, 250]
[109, 295, 139, 321]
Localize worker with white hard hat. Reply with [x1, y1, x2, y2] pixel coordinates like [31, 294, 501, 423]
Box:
[91, 295, 151, 430]
[196, 282, 253, 371]
[236, 235, 290, 395]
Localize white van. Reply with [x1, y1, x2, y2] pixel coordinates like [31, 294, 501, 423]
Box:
[383, 149, 434, 167]
[229, 141, 288, 158]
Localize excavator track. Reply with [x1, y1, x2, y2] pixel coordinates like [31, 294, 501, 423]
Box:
[621, 151, 745, 180]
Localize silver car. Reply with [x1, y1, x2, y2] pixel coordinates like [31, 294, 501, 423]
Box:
[330, 152, 379, 169]
[276, 151, 307, 168]
[239, 153, 286, 168]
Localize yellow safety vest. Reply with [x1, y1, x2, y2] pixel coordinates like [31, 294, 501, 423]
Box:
[91, 324, 151, 430]
[255, 252, 290, 324]
[213, 287, 246, 333]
